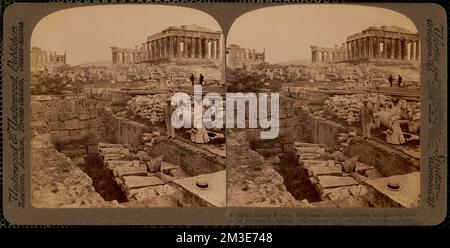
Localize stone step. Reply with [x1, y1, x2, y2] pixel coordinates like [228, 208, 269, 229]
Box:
[113, 164, 148, 177]
[122, 176, 165, 191]
[304, 160, 342, 177]
[102, 153, 131, 161]
[355, 162, 374, 173]
[294, 142, 320, 147]
[160, 161, 179, 174]
[128, 187, 157, 201]
[99, 147, 130, 155]
[299, 153, 322, 160]
[105, 160, 133, 170]
[295, 147, 326, 154]
[152, 185, 176, 196]
[98, 143, 125, 148]
[317, 175, 359, 190]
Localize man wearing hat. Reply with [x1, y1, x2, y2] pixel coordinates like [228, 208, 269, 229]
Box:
[360, 98, 374, 139]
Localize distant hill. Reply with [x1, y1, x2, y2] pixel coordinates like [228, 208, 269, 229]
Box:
[78, 60, 112, 67]
[277, 59, 311, 66]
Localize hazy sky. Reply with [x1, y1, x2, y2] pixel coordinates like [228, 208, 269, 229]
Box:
[228, 5, 418, 64]
[31, 5, 221, 65]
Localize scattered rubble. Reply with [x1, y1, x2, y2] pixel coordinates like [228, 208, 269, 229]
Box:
[126, 94, 169, 124]
[97, 142, 183, 203]
[294, 141, 373, 205]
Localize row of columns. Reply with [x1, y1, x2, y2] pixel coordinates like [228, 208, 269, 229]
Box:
[112, 51, 140, 64]
[35, 52, 61, 63]
[146, 36, 221, 61]
[312, 50, 345, 63]
[234, 49, 257, 60]
[346, 36, 420, 61]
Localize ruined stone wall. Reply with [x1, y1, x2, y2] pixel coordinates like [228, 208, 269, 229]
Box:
[31, 95, 113, 156]
[243, 96, 309, 156]
[146, 139, 225, 176]
[112, 116, 148, 146]
[31, 134, 118, 208]
[345, 137, 420, 176]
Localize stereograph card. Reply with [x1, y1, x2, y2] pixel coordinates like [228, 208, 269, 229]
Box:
[1, 2, 447, 226]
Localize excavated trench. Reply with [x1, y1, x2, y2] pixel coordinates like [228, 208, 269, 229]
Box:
[278, 152, 321, 202]
[82, 153, 128, 203]
[53, 127, 225, 207]
[248, 141, 321, 203]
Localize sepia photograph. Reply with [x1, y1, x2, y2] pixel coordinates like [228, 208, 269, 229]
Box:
[226, 5, 421, 208]
[30, 5, 226, 208]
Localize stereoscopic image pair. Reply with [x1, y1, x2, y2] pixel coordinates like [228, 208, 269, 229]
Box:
[30, 5, 420, 209]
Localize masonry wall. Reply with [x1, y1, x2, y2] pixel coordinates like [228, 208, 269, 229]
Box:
[345, 137, 420, 176]
[31, 95, 112, 156]
[113, 116, 148, 146]
[147, 139, 225, 176]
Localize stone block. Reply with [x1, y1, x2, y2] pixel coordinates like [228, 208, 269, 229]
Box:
[355, 162, 373, 173]
[98, 143, 125, 148]
[48, 121, 63, 131]
[69, 129, 82, 138]
[342, 156, 358, 173]
[147, 155, 164, 173]
[113, 164, 148, 177]
[87, 144, 98, 154]
[323, 187, 351, 201]
[105, 160, 133, 170]
[317, 175, 359, 189]
[122, 176, 165, 190]
[58, 112, 70, 121]
[58, 130, 70, 139]
[160, 161, 179, 174]
[152, 185, 176, 196]
[90, 109, 99, 118]
[128, 187, 157, 201]
[31, 101, 46, 114]
[306, 162, 342, 177]
[49, 113, 59, 121]
[64, 119, 82, 130]
[79, 111, 90, 120]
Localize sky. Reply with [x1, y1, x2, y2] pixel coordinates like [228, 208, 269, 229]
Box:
[228, 5, 418, 64]
[31, 5, 221, 65]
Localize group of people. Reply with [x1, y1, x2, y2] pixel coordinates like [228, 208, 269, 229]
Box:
[388, 74, 403, 88]
[359, 97, 405, 145]
[189, 73, 205, 86]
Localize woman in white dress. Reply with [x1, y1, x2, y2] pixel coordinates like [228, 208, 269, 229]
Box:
[191, 100, 210, 144]
[386, 98, 406, 145]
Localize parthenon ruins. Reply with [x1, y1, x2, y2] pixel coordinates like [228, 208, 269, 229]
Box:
[111, 25, 222, 64]
[311, 26, 420, 63]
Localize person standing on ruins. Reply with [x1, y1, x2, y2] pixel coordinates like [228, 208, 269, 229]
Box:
[191, 98, 210, 144]
[388, 74, 393, 87]
[397, 75, 403, 87]
[360, 98, 374, 139]
[386, 97, 406, 145]
[164, 98, 176, 138]
[189, 73, 195, 86]
[199, 73, 204, 86]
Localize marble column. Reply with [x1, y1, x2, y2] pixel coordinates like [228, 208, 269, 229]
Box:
[190, 38, 195, 58]
[409, 40, 415, 61]
[216, 39, 220, 60]
[205, 39, 209, 59]
[415, 40, 420, 61]
[211, 40, 217, 59]
[181, 37, 186, 58]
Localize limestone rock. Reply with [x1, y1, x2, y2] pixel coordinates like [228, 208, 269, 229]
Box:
[146, 155, 164, 173]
